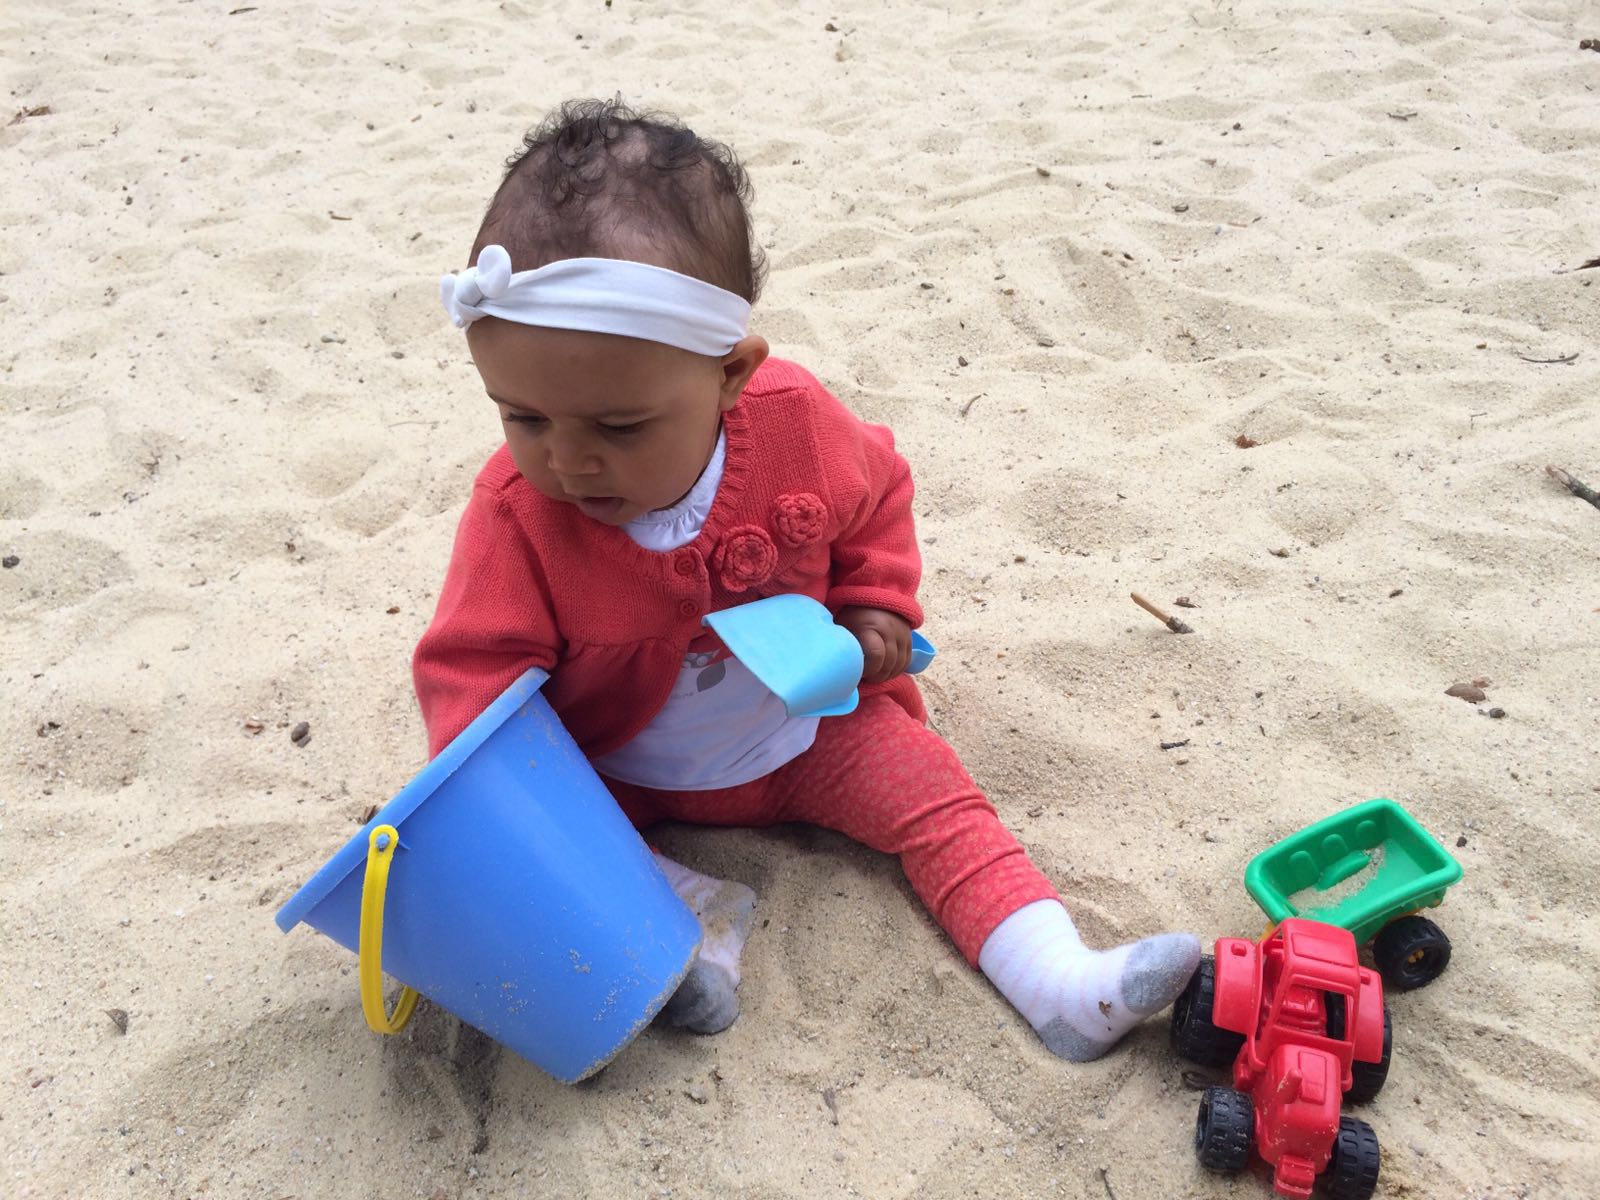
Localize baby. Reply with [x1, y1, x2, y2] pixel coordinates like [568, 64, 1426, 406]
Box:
[415, 99, 1200, 1061]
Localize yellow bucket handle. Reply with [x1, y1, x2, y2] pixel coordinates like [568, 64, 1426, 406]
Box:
[359, 824, 420, 1035]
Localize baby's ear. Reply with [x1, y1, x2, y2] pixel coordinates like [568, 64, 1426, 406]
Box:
[719, 334, 769, 409]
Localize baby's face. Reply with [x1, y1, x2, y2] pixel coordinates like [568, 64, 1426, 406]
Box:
[468, 319, 746, 526]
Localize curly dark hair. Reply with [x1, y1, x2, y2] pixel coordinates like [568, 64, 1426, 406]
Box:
[472, 98, 767, 303]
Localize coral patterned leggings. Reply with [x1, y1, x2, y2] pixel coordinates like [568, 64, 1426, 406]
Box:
[602, 693, 1059, 965]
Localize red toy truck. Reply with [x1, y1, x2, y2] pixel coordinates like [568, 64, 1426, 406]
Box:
[1171, 918, 1389, 1200]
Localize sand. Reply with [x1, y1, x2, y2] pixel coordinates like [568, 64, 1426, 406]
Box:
[4, 1, 1598, 1196]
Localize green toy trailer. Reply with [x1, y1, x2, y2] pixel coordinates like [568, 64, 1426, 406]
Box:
[1244, 799, 1464, 991]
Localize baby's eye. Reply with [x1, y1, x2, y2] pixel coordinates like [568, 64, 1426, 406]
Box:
[502, 410, 547, 428]
[597, 420, 647, 437]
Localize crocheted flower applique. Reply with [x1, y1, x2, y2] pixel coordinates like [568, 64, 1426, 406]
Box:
[714, 525, 779, 592]
[772, 492, 828, 548]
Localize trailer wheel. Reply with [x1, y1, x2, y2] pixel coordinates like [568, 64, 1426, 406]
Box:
[1194, 1086, 1253, 1174]
[1373, 916, 1451, 990]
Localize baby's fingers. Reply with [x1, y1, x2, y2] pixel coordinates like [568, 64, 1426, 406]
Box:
[856, 628, 889, 683]
[889, 627, 913, 679]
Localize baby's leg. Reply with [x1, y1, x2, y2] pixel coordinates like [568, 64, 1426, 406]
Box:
[653, 853, 758, 1035]
[772, 694, 1198, 1061]
[603, 781, 760, 1034]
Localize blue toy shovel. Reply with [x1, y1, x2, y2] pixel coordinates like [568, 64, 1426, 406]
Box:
[703, 593, 936, 718]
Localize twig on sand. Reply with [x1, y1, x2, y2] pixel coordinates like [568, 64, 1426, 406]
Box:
[1131, 592, 1193, 634]
[959, 393, 985, 417]
[1552, 256, 1600, 274]
[1099, 1166, 1117, 1200]
[1547, 465, 1600, 511]
[1516, 351, 1578, 364]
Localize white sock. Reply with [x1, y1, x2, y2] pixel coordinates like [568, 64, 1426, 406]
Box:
[654, 854, 758, 1035]
[978, 899, 1201, 1062]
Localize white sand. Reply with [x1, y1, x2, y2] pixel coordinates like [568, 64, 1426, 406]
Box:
[4, 1, 1598, 1196]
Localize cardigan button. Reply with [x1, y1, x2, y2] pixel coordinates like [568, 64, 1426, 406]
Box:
[678, 599, 700, 618]
[674, 552, 697, 576]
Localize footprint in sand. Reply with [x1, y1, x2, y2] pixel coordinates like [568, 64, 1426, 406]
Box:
[1, 531, 131, 615]
[0, 467, 49, 521]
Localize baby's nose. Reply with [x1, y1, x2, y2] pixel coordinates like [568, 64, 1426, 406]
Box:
[546, 431, 600, 476]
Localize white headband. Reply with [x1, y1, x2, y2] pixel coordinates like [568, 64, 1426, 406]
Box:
[439, 243, 751, 356]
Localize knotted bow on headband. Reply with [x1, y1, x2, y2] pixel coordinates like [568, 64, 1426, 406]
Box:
[439, 244, 751, 357]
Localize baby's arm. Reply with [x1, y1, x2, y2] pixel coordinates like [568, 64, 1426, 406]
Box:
[819, 401, 924, 683]
[413, 485, 560, 757]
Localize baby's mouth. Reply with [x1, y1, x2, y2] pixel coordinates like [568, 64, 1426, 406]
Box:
[570, 495, 626, 521]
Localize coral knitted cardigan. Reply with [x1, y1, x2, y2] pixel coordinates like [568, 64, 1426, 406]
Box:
[413, 357, 926, 760]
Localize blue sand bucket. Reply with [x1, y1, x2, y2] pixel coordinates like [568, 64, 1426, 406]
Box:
[705, 594, 938, 718]
[275, 668, 701, 1082]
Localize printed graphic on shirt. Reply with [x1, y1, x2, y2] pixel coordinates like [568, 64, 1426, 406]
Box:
[684, 630, 732, 694]
[591, 629, 818, 790]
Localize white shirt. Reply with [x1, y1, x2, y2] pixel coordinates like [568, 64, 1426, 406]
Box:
[591, 428, 820, 790]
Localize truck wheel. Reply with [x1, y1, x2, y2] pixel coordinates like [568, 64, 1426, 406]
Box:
[1320, 1115, 1380, 1200]
[1346, 1006, 1391, 1104]
[1373, 916, 1451, 990]
[1170, 956, 1246, 1067]
[1194, 1086, 1253, 1174]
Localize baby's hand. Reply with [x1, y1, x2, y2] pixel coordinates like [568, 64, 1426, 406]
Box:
[835, 606, 912, 685]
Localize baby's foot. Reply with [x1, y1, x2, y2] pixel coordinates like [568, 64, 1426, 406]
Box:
[1031, 933, 1201, 1061]
[654, 855, 758, 1035]
[659, 957, 741, 1034]
[979, 899, 1201, 1062]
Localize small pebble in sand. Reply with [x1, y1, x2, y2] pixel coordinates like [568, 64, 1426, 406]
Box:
[1445, 683, 1486, 704]
[2, 555, 18, 568]
[106, 1008, 129, 1035]
[290, 721, 311, 747]
[1486, 707, 1506, 719]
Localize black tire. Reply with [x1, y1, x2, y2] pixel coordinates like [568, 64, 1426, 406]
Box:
[1320, 1115, 1381, 1200]
[1194, 1086, 1253, 1174]
[1170, 956, 1247, 1067]
[1373, 915, 1451, 990]
[1346, 1006, 1392, 1104]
